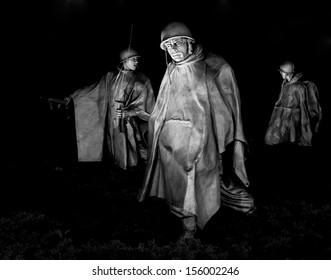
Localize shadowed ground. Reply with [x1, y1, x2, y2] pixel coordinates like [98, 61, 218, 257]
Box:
[1, 101, 330, 259]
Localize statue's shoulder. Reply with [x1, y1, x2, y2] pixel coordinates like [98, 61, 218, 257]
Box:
[205, 52, 228, 71]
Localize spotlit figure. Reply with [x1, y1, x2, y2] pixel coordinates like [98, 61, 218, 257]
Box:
[138, 22, 255, 240]
[265, 61, 322, 146]
[64, 47, 155, 170]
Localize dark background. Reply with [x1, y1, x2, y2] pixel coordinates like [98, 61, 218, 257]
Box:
[5, 0, 330, 162]
[1, 0, 331, 260]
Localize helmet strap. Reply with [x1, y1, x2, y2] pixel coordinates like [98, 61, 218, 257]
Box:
[165, 50, 171, 84]
[188, 40, 193, 55]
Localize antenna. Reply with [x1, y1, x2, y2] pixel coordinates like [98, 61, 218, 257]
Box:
[128, 23, 133, 51]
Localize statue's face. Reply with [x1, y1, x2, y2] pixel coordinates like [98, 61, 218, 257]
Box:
[164, 38, 189, 62]
[279, 71, 287, 80]
[279, 70, 292, 81]
[123, 56, 139, 71]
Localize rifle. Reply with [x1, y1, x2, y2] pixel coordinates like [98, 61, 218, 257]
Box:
[39, 96, 68, 110]
[115, 100, 126, 133]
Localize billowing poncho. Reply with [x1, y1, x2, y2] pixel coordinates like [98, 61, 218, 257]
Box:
[265, 74, 322, 146]
[70, 69, 155, 169]
[138, 45, 250, 228]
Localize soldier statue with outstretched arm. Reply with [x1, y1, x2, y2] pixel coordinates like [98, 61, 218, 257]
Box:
[64, 48, 155, 170]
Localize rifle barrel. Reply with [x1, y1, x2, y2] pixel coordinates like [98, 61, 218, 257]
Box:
[40, 97, 66, 105]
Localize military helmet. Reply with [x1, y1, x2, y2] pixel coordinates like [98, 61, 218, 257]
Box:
[119, 47, 140, 62]
[279, 61, 295, 74]
[160, 22, 195, 50]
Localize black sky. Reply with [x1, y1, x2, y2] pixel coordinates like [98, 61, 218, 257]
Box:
[5, 0, 331, 158]
[8, 0, 330, 92]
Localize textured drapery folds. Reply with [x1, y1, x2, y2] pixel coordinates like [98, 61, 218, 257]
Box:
[70, 70, 155, 169]
[265, 74, 322, 146]
[138, 45, 254, 229]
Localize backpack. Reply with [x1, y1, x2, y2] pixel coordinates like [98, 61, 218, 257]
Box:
[302, 80, 322, 133]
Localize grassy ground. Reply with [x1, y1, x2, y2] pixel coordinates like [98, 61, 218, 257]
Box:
[2, 151, 330, 260]
[2, 102, 330, 260]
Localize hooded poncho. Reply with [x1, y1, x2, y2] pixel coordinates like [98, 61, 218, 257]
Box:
[70, 69, 155, 169]
[138, 45, 251, 228]
[265, 74, 322, 146]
